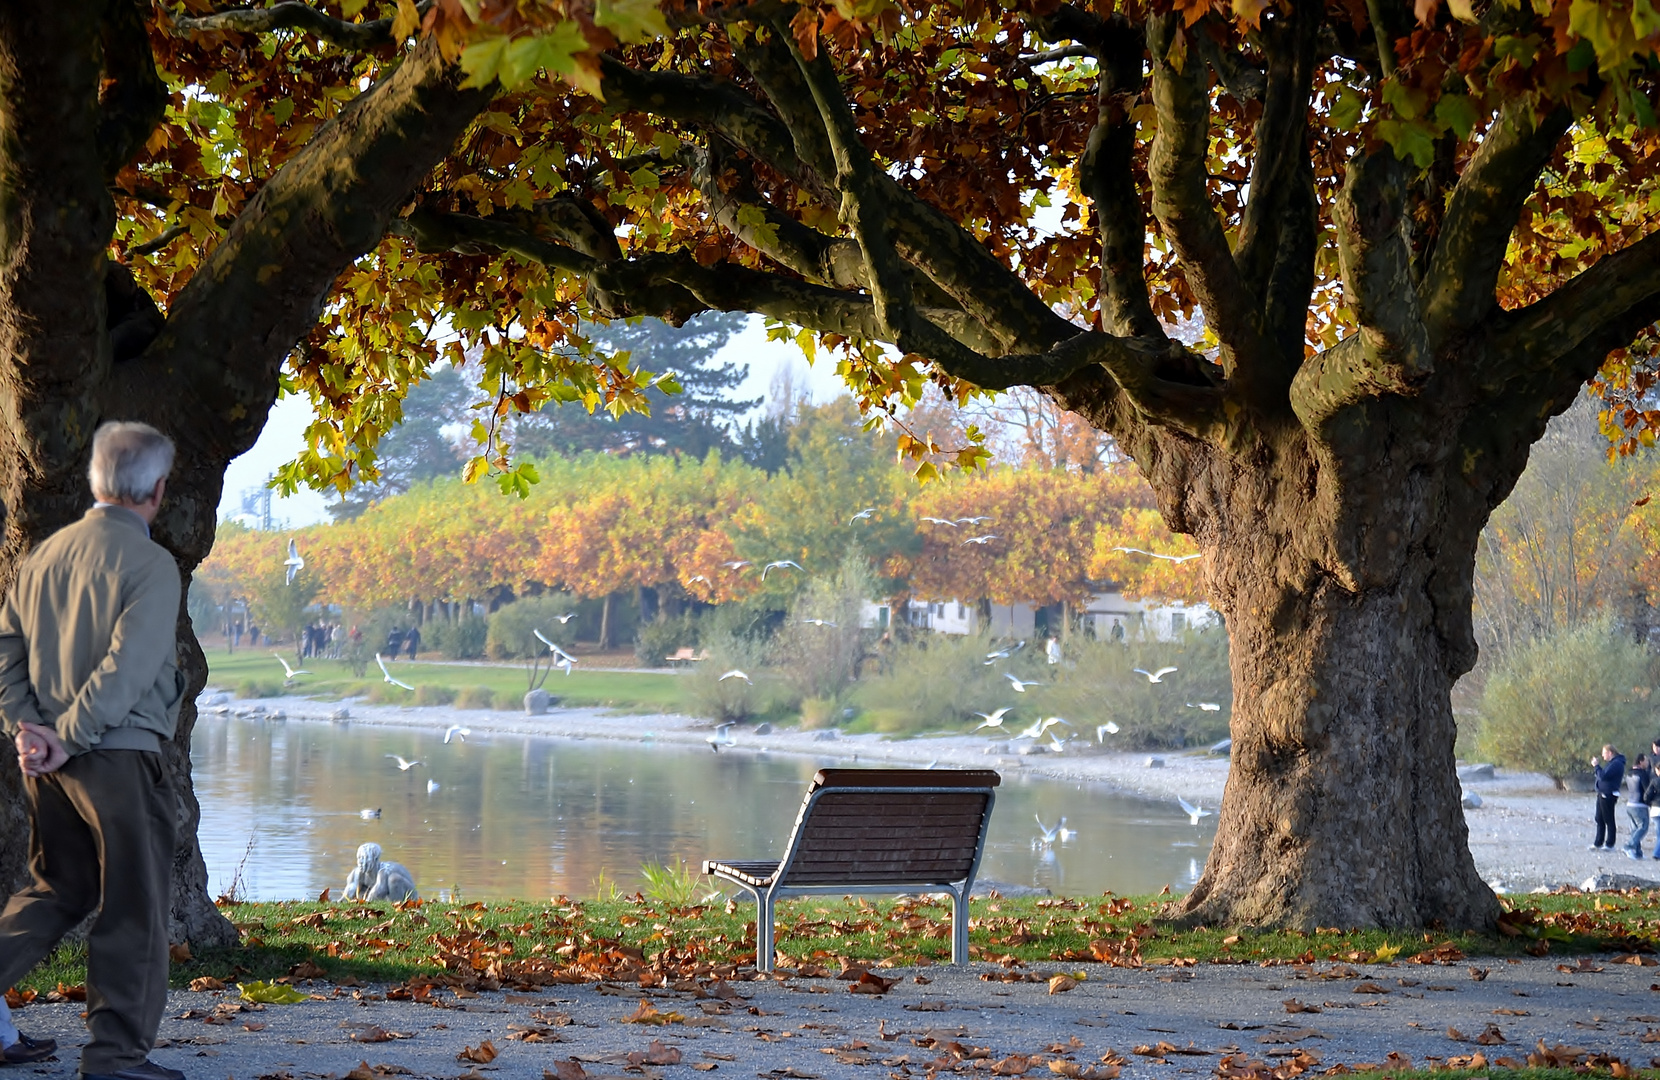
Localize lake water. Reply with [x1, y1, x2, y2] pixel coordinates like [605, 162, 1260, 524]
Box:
[192, 716, 1217, 901]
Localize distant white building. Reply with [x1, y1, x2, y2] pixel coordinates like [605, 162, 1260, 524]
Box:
[901, 592, 1215, 641]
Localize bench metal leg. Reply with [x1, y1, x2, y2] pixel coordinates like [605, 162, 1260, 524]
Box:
[756, 888, 775, 972]
[951, 886, 969, 965]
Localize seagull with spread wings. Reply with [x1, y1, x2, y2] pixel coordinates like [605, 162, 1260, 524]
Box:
[284, 538, 305, 585]
[761, 559, 803, 580]
[1110, 546, 1203, 563]
[1177, 797, 1214, 825]
[1005, 673, 1041, 693]
[960, 534, 1001, 546]
[385, 754, 422, 771]
[919, 516, 958, 527]
[375, 653, 414, 691]
[443, 725, 470, 744]
[1096, 721, 1120, 742]
[1134, 666, 1178, 683]
[973, 707, 1013, 730]
[273, 653, 311, 683]
[849, 507, 877, 523]
[718, 669, 752, 684]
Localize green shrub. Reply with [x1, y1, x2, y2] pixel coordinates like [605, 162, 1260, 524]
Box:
[413, 684, 456, 706]
[487, 593, 580, 659]
[635, 613, 699, 667]
[235, 678, 285, 699]
[1037, 628, 1232, 750]
[852, 631, 1016, 735]
[1475, 618, 1654, 786]
[769, 551, 878, 702]
[684, 628, 771, 723]
[455, 685, 497, 710]
[366, 683, 413, 705]
[426, 615, 488, 660]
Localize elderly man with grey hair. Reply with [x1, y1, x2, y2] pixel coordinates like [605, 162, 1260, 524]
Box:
[0, 421, 187, 1080]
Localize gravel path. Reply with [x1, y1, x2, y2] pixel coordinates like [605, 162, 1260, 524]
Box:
[15, 956, 1660, 1079]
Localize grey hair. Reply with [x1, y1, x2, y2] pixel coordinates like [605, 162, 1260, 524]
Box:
[88, 421, 175, 503]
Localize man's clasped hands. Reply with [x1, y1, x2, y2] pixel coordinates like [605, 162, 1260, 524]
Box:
[14, 723, 67, 777]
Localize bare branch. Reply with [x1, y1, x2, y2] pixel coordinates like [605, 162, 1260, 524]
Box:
[1419, 101, 1571, 341]
[1079, 25, 1163, 339]
[171, 1, 431, 50]
[98, 0, 166, 179]
[1018, 44, 1093, 65]
[1196, 33, 1266, 102]
[1147, 14, 1269, 376]
[1491, 229, 1660, 389]
[124, 38, 491, 459]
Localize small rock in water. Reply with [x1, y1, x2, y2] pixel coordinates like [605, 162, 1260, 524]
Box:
[426, 780, 440, 794]
[1457, 763, 1496, 782]
[266, 709, 286, 720]
[1208, 738, 1232, 756]
[1145, 756, 1165, 769]
[1461, 790, 1482, 809]
[813, 729, 839, 742]
[196, 692, 230, 708]
[329, 707, 351, 721]
[524, 688, 551, 715]
[753, 722, 773, 735]
[1017, 743, 1046, 756]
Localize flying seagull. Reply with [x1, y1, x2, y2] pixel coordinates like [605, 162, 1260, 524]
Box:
[443, 725, 470, 744]
[1096, 721, 1120, 742]
[801, 618, 838, 627]
[984, 640, 1027, 663]
[1034, 815, 1060, 846]
[955, 516, 993, 526]
[1005, 673, 1041, 693]
[1186, 702, 1222, 711]
[1134, 666, 1178, 683]
[1177, 797, 1214, 826]
[919, 516, 959, 527]
[960, 534, 1001, 546]
[1017, 716, 1071, 740]
[1057, 818, 1077, 842]
[284, 538, 305, 585]
[1110, 546, 1203, 564]
[1048, 733, 1067, 753]
[687, 574, 710, 585]
[718, 669, 752, 684]
[553, 612, 578, 624]
[426, 779, 440, 794]
[722, 560, 752, 571]
[273, 653, 311, 682]
[375, 653, 414, 691]
[973, 707, 1013, 729]
[849, 508, 877, 523]
[761, 559, 803, 580]
[706, 722, 735, 752]
[385, 754, 422, 771]
[533, 629, 578, 672]
[360, 808, 381, 819]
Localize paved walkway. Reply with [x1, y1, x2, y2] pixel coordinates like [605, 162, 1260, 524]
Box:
[10, 956, 1660, 1078]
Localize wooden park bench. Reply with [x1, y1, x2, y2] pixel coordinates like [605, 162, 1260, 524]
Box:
[702, 768, 1000, 971]
[664, 647, 709, 664]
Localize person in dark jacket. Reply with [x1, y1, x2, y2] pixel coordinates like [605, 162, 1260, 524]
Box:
[1593, 744, 1627, 851]
[1624, 753, 1654, 858]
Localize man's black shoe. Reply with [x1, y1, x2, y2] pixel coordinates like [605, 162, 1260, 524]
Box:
[2, 1034, 58, 1065]
[82, 1061, 185, 1080]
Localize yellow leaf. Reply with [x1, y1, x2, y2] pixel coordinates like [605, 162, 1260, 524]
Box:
[391, 0, 421, 42]
[238, 981, 308, 1005]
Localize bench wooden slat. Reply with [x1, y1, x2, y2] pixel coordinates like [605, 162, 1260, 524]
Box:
[811, 768, 1001, 790]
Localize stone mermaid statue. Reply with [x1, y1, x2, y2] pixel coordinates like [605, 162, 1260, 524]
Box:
[342, 841, 419, 902]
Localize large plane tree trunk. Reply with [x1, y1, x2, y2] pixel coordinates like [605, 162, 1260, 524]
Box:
[0, 3, 488, 943]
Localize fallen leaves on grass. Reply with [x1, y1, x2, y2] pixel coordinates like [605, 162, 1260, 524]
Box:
[289, 960, 328, 980]
[168, 943, 192, 963]
[457, 1040, 497, 1064]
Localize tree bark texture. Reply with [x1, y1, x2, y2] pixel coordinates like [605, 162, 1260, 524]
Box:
[0, 6, 489, 943]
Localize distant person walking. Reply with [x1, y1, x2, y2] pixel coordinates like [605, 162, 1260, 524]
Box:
[1624, 753, 1654, 859]
[385, 627, 405, 657]
[1593, 743, 1627, 851]
[404, 624, 421, 660]
[0, 422, 187, 1080]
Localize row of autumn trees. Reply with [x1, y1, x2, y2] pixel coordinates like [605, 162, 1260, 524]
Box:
[198, 398, 1203, 637]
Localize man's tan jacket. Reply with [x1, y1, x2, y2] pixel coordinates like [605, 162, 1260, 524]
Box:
[0, 506, 184, 755]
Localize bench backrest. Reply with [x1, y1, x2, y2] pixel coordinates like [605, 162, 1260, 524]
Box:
[775, 768, 1000, 888]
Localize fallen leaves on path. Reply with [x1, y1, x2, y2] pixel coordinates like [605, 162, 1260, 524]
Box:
[622, 999, 685, 1024]
[189, 976, 227, 992]
[456, 1040, 497, 1063]
[848, 971, 899, 995]
[627, 1039, 681, 1066]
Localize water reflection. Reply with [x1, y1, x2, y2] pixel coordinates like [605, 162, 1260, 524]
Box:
[192, 717, 1217, 901]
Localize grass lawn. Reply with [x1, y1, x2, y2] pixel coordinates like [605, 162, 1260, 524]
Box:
[204, 651, 691, 714]
[14, 889, 1660, 994]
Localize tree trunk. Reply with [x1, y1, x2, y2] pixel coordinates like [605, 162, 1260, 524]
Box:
[599, 592, 614, 650]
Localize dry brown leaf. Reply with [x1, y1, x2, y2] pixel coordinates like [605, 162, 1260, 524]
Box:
[1474, 1025, 1507, 1046]
[1352, 982, 1389, 994]
[1492, 1008, 1529, 1016]
[546, 1062, 587, 1080]
[188, 976, 226, 992]
[623, 1000, 685, 1025]
[691, 1066, 717, 1073]
[628, 1040, 682, 1066]
[168, 943, 192, 963]
[1447, 1028, 1466, 1041]
[848, 971, 900, 995]
[457, 1040, 498, 1064]
[1049, 975, 1078, 995]
[991, 1055, 1033, 1076]
[1284, 999, 1321, 1014]
[348, 1027, 410, 1044]
[289, 960, 327, 980]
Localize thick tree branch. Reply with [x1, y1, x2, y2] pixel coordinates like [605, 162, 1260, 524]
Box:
[391, 207, 598, 273]
[1196, 34, 1267, 102]
[125, 37, 492, 461]
[1079, 24, 1163, 340]
[1490, 229, 1660, 388]
[98, 0, 167, 180]
[1235, 1, 1320, 290]
[1418, 101, 1571, 341]
[171, 1, 430, 49]
[1147, 14, 1270, 380]
[1304, 148, 1429, 429]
